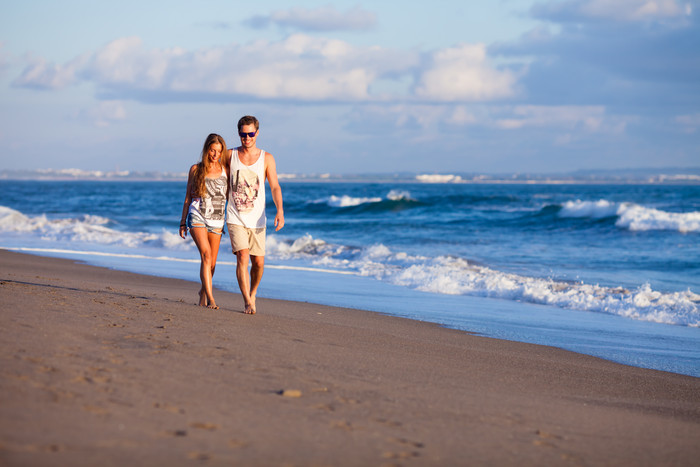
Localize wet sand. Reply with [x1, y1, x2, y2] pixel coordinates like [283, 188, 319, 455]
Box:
[1, 249, 699, 466]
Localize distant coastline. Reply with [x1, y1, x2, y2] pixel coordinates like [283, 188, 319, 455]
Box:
[1, 167, 699, 184]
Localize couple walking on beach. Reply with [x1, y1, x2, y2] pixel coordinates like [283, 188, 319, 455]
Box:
[178, 116, 284, 314]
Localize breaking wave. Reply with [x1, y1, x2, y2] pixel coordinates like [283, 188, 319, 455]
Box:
[268, 234, 700, 327]
[0, 206, 190, 250]
[558, 199, 700, 233]
[310, 190, 416, 208]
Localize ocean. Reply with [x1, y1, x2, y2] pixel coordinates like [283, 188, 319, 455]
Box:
[1, 179, 699, 377]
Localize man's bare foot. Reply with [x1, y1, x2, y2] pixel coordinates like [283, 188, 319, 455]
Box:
[251, 294, 257, 314]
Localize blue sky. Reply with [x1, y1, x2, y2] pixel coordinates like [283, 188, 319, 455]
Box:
[1, 0, 698, 174]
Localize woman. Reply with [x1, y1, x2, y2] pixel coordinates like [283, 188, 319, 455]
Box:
[179, 133, 228, 309]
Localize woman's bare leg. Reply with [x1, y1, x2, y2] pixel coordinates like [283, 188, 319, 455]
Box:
[190, 227, 218, 309]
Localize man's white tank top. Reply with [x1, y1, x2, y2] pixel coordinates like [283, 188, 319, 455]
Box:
[227, 149, 266, 228]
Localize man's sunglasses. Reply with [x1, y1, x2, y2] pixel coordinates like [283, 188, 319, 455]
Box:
[239, 131, 257, 138]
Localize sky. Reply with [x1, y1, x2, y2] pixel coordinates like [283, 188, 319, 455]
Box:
[1, 0, 699, 175]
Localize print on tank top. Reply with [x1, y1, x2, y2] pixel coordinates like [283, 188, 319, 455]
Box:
[233, 168, 260, 213]
[203, 175, 227, 220]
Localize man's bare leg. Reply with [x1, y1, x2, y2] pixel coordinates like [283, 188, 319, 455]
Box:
[248, 255, 265, 314]
[235, 249, 255, 314]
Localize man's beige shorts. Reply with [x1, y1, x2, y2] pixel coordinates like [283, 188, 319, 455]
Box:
[228, 224, 266, 256]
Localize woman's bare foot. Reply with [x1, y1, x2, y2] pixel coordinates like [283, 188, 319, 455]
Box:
[198, 290, 208, 307]
[244, 303, 256, 314]
[207, 302, 219, 310]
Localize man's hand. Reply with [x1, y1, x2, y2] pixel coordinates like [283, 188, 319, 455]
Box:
[274, 212, 285, 231]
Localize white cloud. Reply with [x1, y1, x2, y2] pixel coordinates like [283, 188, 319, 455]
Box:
[247, 6, 376, 31]
[415, 44, 518, 101]
[78, 100, 127, 127]
[581, 0, 692, 21]
[351, 104, 445, 130]
[353, 104, 628, 137]
[14, 35, 407, 100]
[446, 106, 478, 125]
[13, 53, 87, 89]
[533, 0, 693, 22]
[14, 35, 523, 104]
[676, 113, 700, 132]
[495, 0, 700, 113]
[431, 104, 633, 148]
[493, 105, 628, 134]
[83, 37, 187, 88]
[218, 34, 392, 100]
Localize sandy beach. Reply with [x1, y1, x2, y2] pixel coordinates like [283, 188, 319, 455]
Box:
[1, 249, 699, 466]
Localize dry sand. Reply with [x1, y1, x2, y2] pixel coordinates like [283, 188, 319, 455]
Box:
[1, 249, 699, 466]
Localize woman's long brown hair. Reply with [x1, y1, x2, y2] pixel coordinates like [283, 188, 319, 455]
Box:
[192, 133, 227, 198]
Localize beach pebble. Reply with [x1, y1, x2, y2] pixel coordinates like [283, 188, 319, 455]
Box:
[280, 389, 302, 398]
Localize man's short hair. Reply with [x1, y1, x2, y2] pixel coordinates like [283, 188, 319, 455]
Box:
[238, 115, 259, 131]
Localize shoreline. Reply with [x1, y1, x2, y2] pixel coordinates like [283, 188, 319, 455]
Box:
[7, 245, 698, 378]
[1, 249, 699, 465]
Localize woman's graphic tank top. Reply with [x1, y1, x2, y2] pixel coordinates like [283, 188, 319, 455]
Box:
[227, 149, 266, 228]
[188, 167, 227, 229]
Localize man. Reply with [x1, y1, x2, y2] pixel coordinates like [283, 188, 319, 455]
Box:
[226, 115, 284, 314]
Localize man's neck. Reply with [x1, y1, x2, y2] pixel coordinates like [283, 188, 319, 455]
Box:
[238, 145, 258, 157]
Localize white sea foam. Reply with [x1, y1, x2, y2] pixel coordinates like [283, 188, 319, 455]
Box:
[0, 206, 193, 251]
[416, 174, 464, 183]
[312, 190, 414, 207]
[616, 204, 700, 233]
[559, 199, 621, 218]
[386, 189, 414, 201]
[390, 257, 699, 326]
[268, 233, 699, 327]
[268, 234, 349, 258]
[314, 195, 382, 207]
[559, 200, 700, 233]
[3, 202, 697, 327]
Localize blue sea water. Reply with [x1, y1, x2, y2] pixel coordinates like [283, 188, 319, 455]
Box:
[1, 179, 699, 376]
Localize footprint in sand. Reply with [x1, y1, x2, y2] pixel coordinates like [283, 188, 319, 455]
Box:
[374, 418, 403, 428]
[389, 437, 424, 449]
[533, 429, 564, 448]
[83, 405, 110, 416]
[331, 420, 355, 431]
[190, 422, 218, 431]
[187, 452, 211, 461]
[382, 450, 421, 460]
[314, 403, 336, 412]
[153, 402, 185, 414]
[72, 367, 112, 385]
[228, 439, 249, 449]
